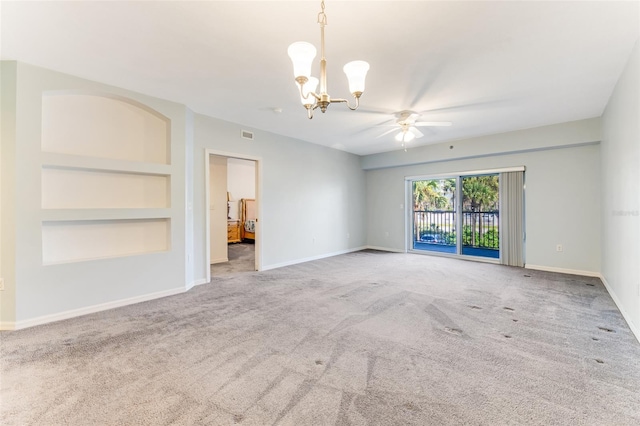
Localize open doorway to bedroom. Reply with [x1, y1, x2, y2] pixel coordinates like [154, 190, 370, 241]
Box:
[206, 151, 260, 281]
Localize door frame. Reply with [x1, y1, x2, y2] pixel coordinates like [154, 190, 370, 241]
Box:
[204, 149, 262, 283]
[405, 166, 524, 262]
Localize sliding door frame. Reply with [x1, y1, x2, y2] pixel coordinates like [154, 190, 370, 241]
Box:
[405, 166, 524, 263]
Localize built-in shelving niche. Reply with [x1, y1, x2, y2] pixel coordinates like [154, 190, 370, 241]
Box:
[41, 92, 172, 264]
[42, 219, 170, 265]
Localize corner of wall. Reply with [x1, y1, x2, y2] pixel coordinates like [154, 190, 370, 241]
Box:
[0, 61, 18, 326]
[600, 39, 640, 341]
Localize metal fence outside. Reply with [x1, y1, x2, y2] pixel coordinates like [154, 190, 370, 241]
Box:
[414, 210, 499, 249]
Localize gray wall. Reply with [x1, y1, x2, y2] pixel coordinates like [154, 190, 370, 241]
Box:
[364, 119, 602, 274]
[601, 40, 640, 336]
[0, 61, 368, 327]
[0, 62, 189, 326]
[192, 113, 367, 279]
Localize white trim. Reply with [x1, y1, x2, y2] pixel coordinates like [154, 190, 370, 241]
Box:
[525, 264, 601, 277]
[185, 278, 208, 291]
[262, 246, 368, 271]
[405, 166, 525, 182]
[365, 245, 405, 253]
[599, 274, 640, 344]
[210, 257, 229, 264]
[204, 149, 263, 285]
[1, 286, 187, 331]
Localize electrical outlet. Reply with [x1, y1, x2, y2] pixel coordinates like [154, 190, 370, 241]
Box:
[347, 233, 350, 239]
[556, 244, 563, 252]
[0, 278, 4, 291]
[385, 231, 389, 238]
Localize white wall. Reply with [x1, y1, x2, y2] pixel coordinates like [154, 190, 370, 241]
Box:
[227, 158, 255, 220]
[209, 155, 228, 264]
[0, 62, 189, 328]
[0, 62, 17, 324]
[364, 120, 602, 275]
[193, 114, 367, 277]
[361, 119, 601, 171]
[601, 40, 640, 338]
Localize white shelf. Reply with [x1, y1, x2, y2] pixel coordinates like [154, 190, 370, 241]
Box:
[41, 152, 171, 176]
[42, 218, 170, 265]
[41, 208, 171, 222]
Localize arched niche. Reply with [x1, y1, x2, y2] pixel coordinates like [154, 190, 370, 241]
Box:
[41, 91, 170, 164]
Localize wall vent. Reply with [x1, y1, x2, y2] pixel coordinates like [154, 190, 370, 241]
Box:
[241, 130, 254, 140]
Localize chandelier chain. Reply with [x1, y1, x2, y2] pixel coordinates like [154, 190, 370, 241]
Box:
[317, 0, 327, 26]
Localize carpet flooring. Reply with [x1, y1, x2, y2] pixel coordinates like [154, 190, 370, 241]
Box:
[210, 243, 256, 277]
[1, 250, 639, 425]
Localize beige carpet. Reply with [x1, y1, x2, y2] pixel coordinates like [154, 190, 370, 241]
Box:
[1, 250, 639, 425]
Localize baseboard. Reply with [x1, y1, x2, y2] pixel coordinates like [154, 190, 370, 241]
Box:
[262, 246, 368, 271]
[210, 257, 228, 265]
[524, 264, 601, 277]
[0, 321, 17, 331]
[599, 274, 640, 344]
[1, 286, 187, 331]
[365, 245, 406, 253]
[185, 278, 208, 291]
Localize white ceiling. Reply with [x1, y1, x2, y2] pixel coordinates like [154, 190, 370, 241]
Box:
[2, 1, 639, 155]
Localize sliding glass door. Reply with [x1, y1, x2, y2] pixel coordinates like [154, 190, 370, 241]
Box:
[461, 175, 500, 258]
[412, 179, 456, 254]
[411, 174, 500, 259]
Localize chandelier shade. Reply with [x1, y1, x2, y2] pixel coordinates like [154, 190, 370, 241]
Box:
[343, 61, 370, 95]
[287, 42, 317, 80]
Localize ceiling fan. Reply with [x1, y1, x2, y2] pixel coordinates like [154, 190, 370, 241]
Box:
[377, 110, 452, 148]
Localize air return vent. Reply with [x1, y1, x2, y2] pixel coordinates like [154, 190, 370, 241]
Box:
[241, 130, 254, 140]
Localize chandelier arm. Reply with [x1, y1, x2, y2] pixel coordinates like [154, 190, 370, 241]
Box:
[296, 81, 321, 102]
[329, 96, 360, 111]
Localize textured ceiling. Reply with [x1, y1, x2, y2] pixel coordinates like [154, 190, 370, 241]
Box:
[2, 1, 639, 155]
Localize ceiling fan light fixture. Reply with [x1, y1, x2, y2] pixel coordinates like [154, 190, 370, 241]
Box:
[395, 130, 415, 143]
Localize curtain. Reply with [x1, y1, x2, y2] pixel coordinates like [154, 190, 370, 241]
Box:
[500, 171, 524, 266]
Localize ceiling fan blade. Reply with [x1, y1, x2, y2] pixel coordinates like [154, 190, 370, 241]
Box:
[414, 121, 452, 127]
[409, 127, 424, 138]
[376, 127, 399, 139]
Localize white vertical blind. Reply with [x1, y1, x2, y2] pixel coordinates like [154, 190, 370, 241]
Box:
[500, 171, 525, 266]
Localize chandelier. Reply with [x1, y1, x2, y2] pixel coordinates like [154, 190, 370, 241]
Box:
[287, 0, 370, 119]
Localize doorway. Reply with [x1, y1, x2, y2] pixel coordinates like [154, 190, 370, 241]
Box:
[205, 150, 261, 283]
